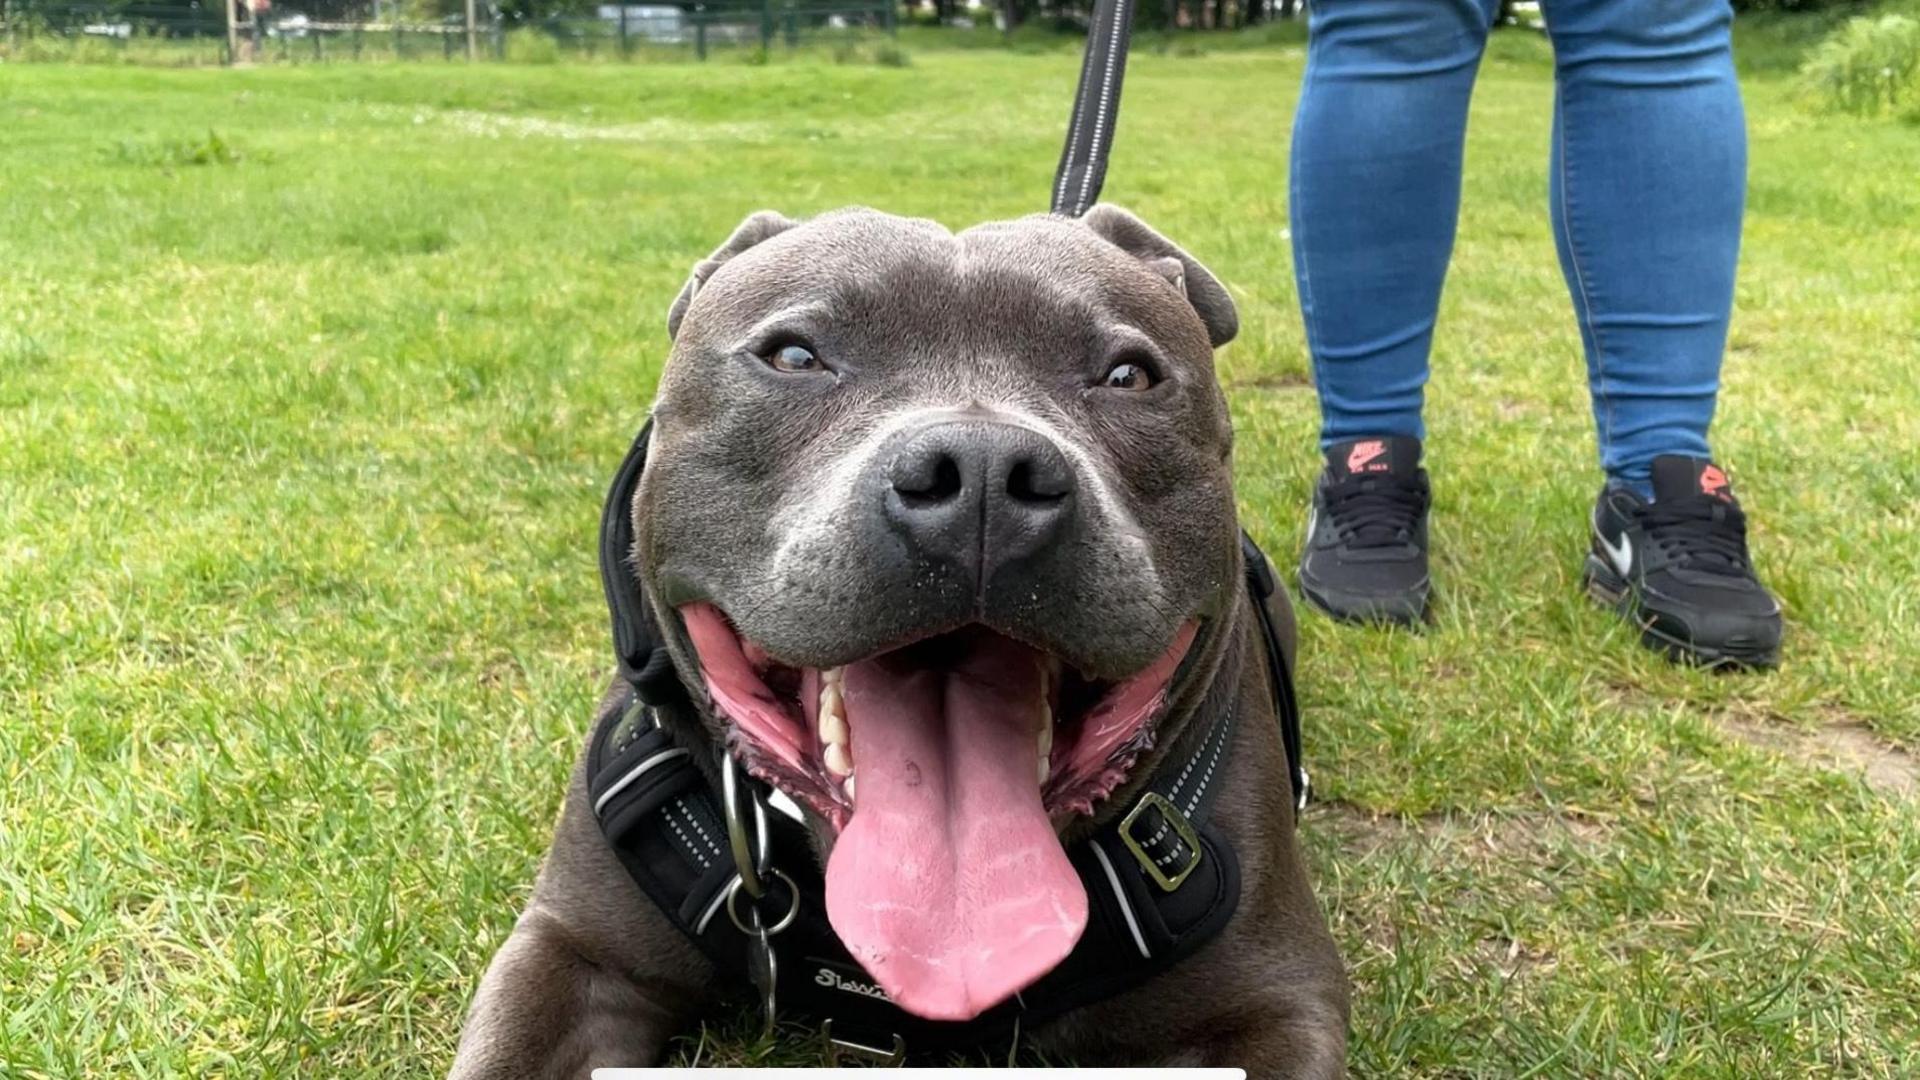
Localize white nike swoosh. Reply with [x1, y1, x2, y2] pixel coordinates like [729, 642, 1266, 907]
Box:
[1596, 526, 1633, 576]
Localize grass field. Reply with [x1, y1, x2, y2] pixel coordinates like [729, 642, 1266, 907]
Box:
[3, 19, 1919, 1077]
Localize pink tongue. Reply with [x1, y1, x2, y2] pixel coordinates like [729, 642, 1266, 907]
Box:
[825, 635, 1087, 1021]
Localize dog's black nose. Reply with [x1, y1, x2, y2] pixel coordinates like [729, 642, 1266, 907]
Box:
[884, 421, 1077, 583]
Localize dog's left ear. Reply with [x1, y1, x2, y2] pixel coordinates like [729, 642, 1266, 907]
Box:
[1080, 204, 1238, 348]
[667, 210, 799, 340]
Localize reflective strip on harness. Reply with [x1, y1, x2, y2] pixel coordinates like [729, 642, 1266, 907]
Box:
[593, 748, 689, 815]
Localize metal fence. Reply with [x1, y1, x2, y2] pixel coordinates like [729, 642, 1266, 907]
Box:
[571, 3, 895, 57]
[0, 0, 897, 62]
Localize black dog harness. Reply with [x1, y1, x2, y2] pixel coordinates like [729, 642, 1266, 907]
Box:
[588, 422, 1308, 1063]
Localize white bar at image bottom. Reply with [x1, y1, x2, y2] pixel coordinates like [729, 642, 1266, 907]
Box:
[595, 1070, 1246, 1078]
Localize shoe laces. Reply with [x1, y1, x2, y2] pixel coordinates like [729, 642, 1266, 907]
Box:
[1635, 495, 1751, 574]
[1322, 472, 1426, 549]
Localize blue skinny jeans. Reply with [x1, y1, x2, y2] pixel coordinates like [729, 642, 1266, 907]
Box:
[1288, 0, 1745, 493]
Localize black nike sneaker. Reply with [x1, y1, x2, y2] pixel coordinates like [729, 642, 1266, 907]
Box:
[1298, 435, 1432, 626]
[1585, 455, 1783, 668]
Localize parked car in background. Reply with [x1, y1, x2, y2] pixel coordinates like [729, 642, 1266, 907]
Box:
[594, 4, 685, 43]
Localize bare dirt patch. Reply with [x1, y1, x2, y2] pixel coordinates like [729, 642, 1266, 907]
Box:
[1311, 803, 1607, 978]
[1718, 708, 1919, 800]
[1312, 802, 1613, 853]
[1594, 684, 1917, 801]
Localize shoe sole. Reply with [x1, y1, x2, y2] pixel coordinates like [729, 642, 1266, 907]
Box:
[1582, 554, 1779, 670]
[1299, 575, 1430, 629]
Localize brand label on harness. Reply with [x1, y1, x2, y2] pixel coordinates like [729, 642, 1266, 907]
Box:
[812, 961, 892, 1002]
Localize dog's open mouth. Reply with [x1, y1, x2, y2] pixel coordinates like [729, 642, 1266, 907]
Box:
[680, 601, 1196, 1022]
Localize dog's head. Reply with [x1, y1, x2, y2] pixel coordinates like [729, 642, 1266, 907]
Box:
[634, 206, 1241, 1020]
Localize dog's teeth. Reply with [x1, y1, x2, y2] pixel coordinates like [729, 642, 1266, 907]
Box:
[825, 742, 853, 777]
[818, 683, 847, 745]
[1037, 699, 1054, 788]
[818, 674, 852, 778]
[820, 710, 848, 748]
[843, 774, 856, 804]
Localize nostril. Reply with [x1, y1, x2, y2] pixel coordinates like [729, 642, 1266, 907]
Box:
[896, 453, 965, 507]
[1006, 459, 1071, 504]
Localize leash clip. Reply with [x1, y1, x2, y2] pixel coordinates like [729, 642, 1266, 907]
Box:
[745, 923, 779, 1039]
[1119, 791, 1203, 892]
[721, 753, 798, 1037]
[720, 752, 774, 898]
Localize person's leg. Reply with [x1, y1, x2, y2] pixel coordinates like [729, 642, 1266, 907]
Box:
[1543, 0, 1781, 666]
[1290, 0, 1500, 626]
[1541, 0, 1743, 494]
[1290, 0, 1501, 447]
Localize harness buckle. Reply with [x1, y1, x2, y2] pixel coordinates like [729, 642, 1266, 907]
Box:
[821, 1020, 907, 1067]
[1119, 791, 1203, 892]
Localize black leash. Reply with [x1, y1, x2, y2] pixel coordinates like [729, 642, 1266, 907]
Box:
[1052, 0, 1138, 217]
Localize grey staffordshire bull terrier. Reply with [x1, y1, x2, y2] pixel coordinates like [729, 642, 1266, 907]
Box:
[450, 205, 1349, 1074]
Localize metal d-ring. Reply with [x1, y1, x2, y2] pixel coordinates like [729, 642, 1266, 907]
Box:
[727, 867, 800, 937]
[720, 752, 771, 899]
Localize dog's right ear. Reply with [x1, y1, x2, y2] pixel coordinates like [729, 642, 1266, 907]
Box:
[666, 211, 799, 340]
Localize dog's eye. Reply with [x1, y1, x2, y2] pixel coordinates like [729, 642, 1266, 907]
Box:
[1101, 361, 1158, 391]
[764, 343, 822, 374]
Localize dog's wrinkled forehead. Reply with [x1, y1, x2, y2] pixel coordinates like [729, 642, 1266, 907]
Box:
[665, 206, 1234, 372]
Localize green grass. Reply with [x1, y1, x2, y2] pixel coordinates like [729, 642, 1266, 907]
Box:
[3, 21, 1918, 1078]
